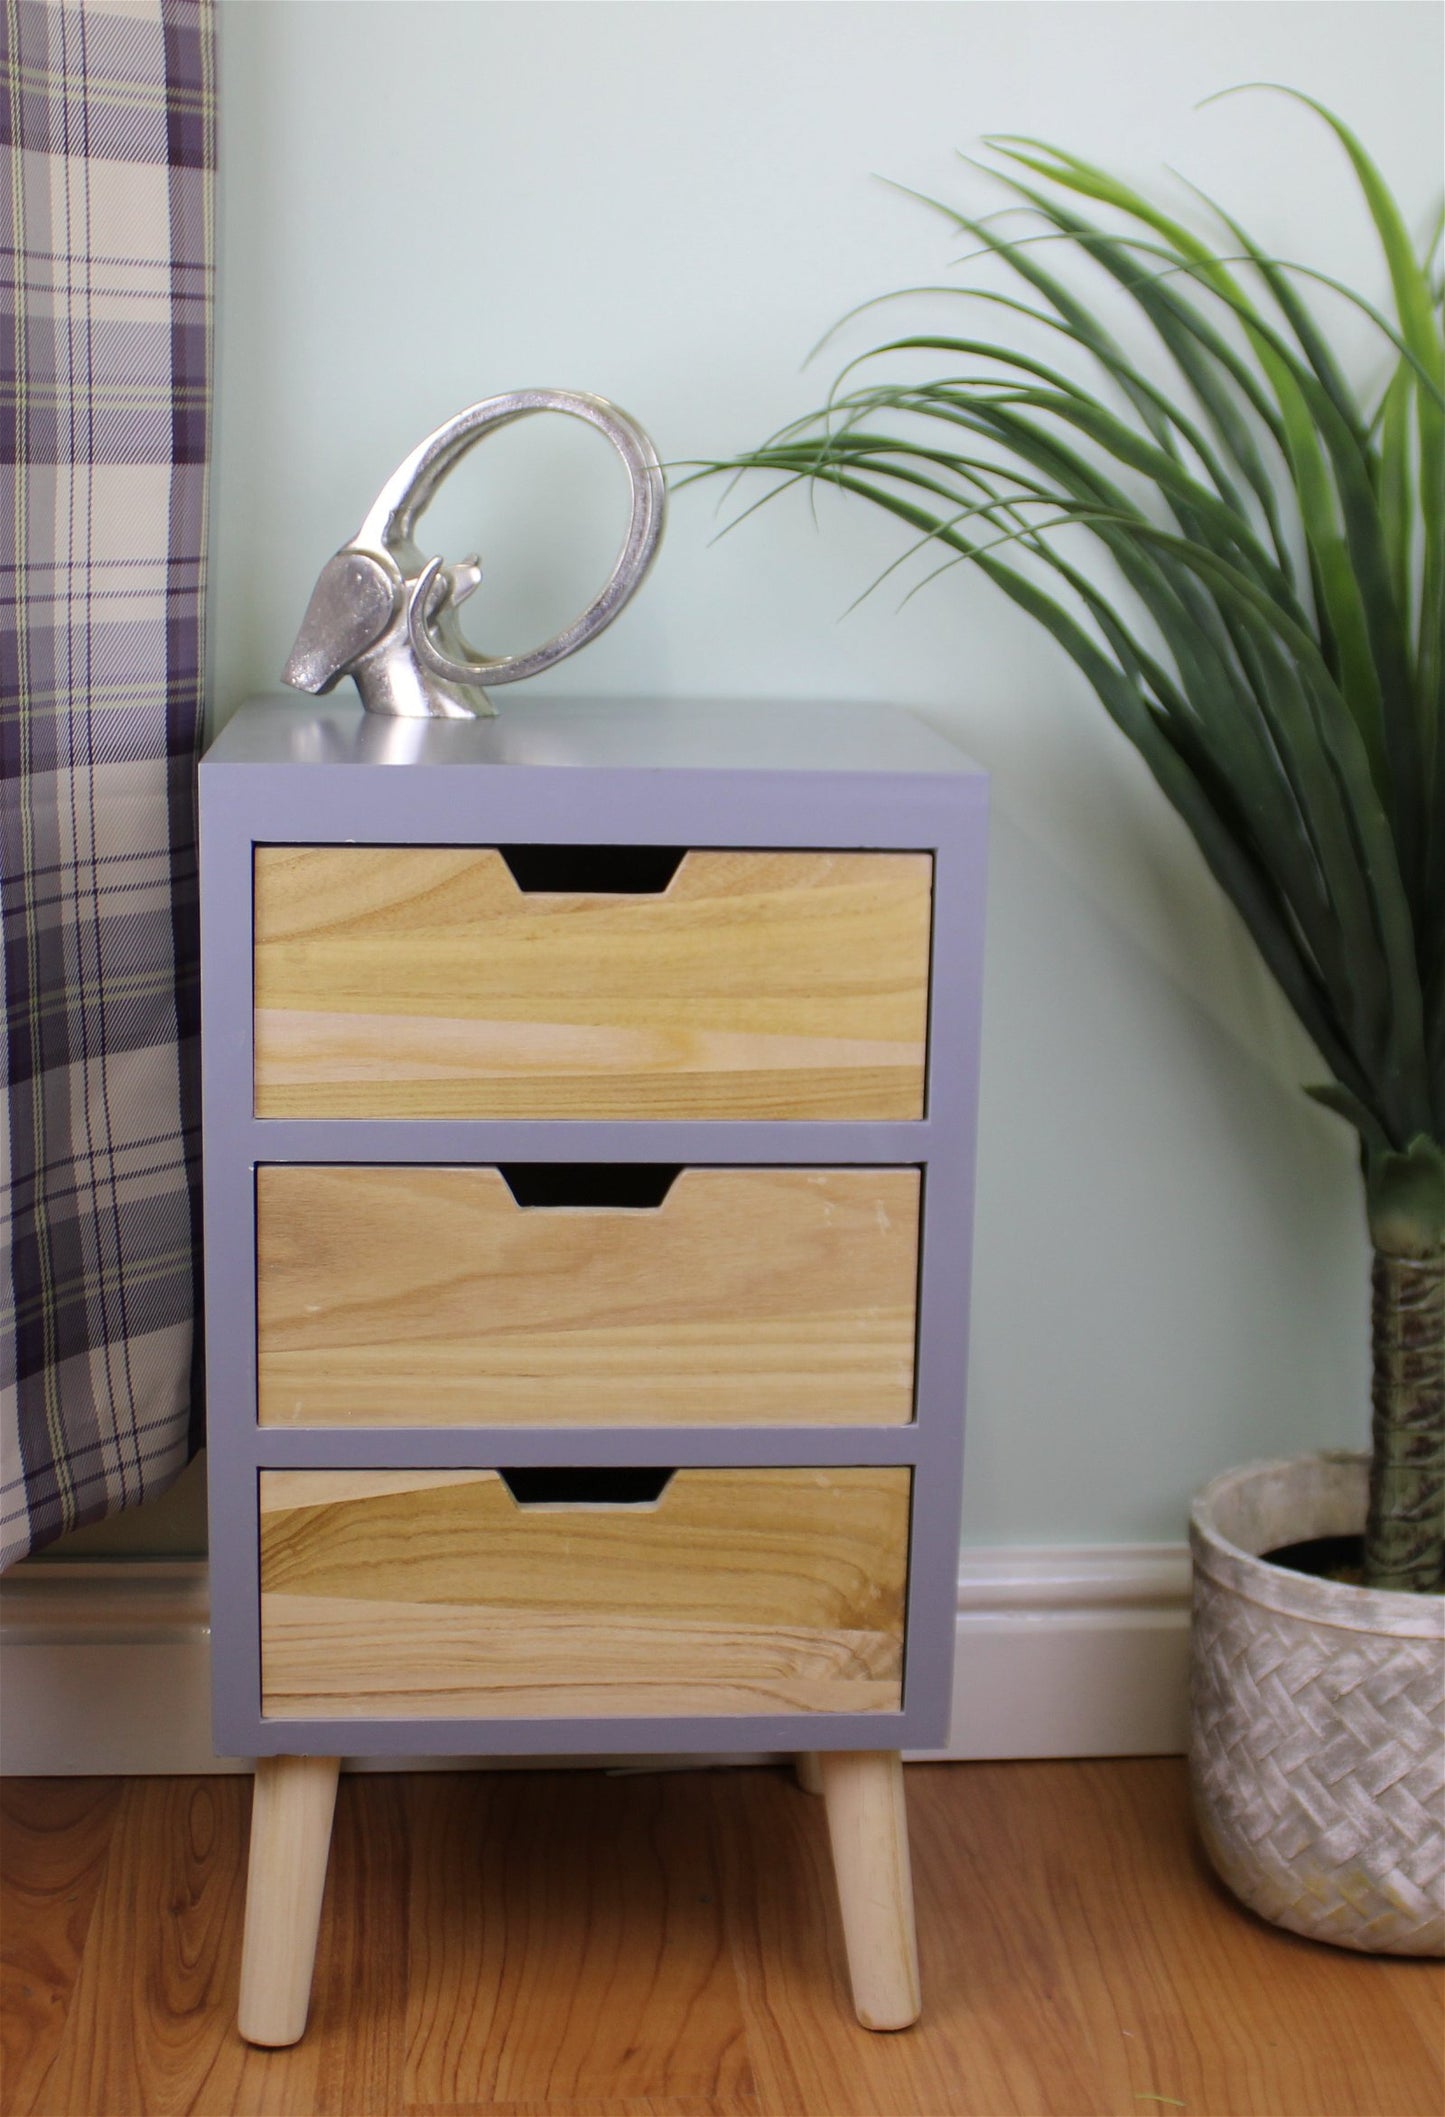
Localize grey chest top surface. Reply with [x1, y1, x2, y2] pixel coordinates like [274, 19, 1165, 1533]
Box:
[203, 694, 984, 782]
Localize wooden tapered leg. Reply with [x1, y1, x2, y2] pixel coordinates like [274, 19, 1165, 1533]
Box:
[794, 1751, 825, 1795]
[238, 1754, 340, 2046]
[819, 1749, 921, 2031]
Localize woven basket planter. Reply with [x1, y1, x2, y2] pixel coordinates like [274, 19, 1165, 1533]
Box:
[1190, 1453, 1444, 1956]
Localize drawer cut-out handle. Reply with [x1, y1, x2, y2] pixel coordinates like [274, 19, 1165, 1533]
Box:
[498, 846, 685, 894]
[498, 1165, 681, 1209]
[499, 1468, 675, 1507]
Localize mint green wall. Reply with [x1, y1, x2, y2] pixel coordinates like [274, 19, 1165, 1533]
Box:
[58, 1, 1442, 1559]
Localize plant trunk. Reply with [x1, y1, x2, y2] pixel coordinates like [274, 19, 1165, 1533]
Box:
[1364, 1245, 1445, 1593]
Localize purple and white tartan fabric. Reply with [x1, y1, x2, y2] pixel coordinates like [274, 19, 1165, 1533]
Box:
[1, 0, 215, 1567]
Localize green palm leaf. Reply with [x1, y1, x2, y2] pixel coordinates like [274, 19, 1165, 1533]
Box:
[688, 92, 1445, 1589]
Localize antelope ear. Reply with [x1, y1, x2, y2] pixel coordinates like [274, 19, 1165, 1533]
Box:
[283, 550, 397, 693]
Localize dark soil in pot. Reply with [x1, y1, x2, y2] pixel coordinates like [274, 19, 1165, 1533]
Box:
[1265, 1533, 1445, 1590]
[1265, 1532, 1365, 1584]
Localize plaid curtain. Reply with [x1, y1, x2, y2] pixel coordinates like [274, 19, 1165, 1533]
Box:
[1, 0, 215, 1568]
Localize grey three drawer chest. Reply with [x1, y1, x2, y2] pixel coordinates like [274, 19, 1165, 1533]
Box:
[200, 693, 987, 2045]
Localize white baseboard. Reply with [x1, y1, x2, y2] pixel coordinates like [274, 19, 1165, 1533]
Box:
[0, 1544, 1190, 1775]
[937, 1543, 1191, 1761]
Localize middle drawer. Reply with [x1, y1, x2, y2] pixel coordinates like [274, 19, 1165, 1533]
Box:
[257, 1164, 921, 1428]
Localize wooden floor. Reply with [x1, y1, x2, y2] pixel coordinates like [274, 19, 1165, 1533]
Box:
[2, 1760, 1440, 2117]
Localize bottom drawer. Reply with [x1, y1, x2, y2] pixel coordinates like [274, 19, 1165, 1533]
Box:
[259, 1466, 909, 1720]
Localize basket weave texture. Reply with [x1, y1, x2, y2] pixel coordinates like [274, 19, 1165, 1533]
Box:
[1190, 1454, 1444, 1957]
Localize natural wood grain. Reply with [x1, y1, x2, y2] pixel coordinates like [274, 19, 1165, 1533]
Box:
[419, 2103, 760, 2116]
[410, 2104, 759, 2116]
[717, 1761, 1445, 2117]
[30, 1776, 326, 2116]
[1393, 1948, 1445, 2050]
[252, 847, 932, 1119]
[259, 1468, 910, 1720]
[1053, 1759, 1445, 2117]
[818, 1752, 920, 2030]
[256, 1165, 921, 1428]
[261, 1599, 904, 1720]
[239, 1756, 341, 2046]
[21, 1775, 414, 2116]
[7, 1763, 1440, 2117]
[259, 1467, 476, 1514]
[258, 1468, 911, 1618]
[793, 1752, 825, 1796]
[0, 1778, 121, 2117]
[715, 1761, 1140, 2116]
[402, 1772, 757, 2110]
[308, 1773, 412, 2117]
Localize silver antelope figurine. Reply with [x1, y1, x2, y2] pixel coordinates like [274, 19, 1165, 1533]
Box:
[283, 389, 666, 718]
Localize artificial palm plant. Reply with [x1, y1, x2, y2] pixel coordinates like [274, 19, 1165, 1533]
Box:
[700, 89, 1443, 1593]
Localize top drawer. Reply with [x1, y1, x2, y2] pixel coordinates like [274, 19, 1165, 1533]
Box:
[252, 847, 933, 1120]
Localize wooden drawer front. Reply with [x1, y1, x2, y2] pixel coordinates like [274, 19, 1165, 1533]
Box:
[259, 1467, 910, 1720]
[252, 847, 932, 1119]
[256, 1165, 920, 1429]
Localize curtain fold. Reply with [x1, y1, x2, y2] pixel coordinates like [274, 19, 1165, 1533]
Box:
[1, 0, 215, 1567]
